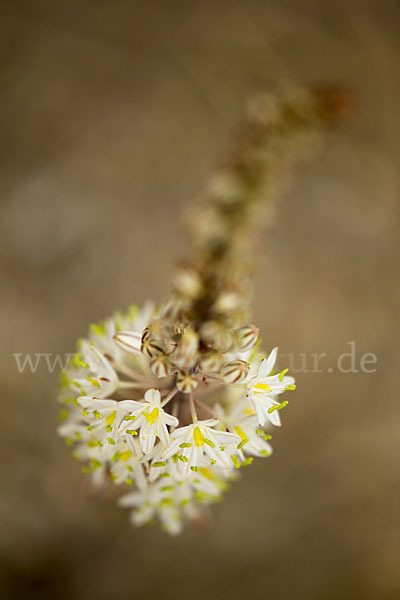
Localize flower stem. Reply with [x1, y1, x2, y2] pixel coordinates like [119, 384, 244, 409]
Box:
[118, 381, 149, 389]
[116, 364, 149, 383]
[161, 387, 178, 408]
[194, 398, 216, 417]
[189, 393, 198, 423]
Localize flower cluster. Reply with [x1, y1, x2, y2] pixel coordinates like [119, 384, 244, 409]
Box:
[58, 85, 347, 532]
[59, 303, 294, 533]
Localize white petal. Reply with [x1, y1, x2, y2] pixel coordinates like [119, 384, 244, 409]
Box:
[119, 418, 141, 436]
[85, 345, 117, 380]
[189, 445, 202, 470]
[140, 424, 157, 455]
[259, 347, 278, 377]
[158, 422, 170, 447]
[78, 396, 116, 411]
[113, 330, 142, 354]
[210, 429, 241, 446]
[125, 433, 140, 455]
[253, 398, 267, 426]
[134, 463, 147, 491]
[117, 399, 144, 413]
[162, 438, 182, 460]
[144, 388, 161, 405]
[267, 408, 281, 427]
[119, 491, 143, 507]
[205, 444, 230, 468]
[247, 361, 259, 381]
[133, 302, 154, 331]
[168, 423, 192, 438]
[163, 412, 179, 428]
[198, 418, 219, 428]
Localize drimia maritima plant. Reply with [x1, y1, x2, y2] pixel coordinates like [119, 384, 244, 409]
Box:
[58, 85, 351, 534]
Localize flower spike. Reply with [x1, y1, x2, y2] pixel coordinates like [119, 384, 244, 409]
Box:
[58, 84, 347, 532]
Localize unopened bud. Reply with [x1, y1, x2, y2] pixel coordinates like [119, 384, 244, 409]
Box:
[160, 293, 188, 321]
[176, 371, 199, 394]
[208, 171, 243, 205]
[200, 320, 232, 352]
[200, 351, 224, 374]
[221, 360, 249, 384]
[173, 265, 202, 299]
[214, 288, 242, 313]
[141, 334, 168, 359]
[150, 355, 171, 378]
[247, 93, 280, 126]
[187, 204, 226, 243]
[113, 330, 142, 354]
[173, 329, 199, 369]
[141, 321, 176, 357]
[233, 325, 259, 352]
[145, 320, 170, 341]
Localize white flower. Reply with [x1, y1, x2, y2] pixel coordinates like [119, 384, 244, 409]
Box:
[228, 415, 273, 458]
[77, 396, 139, 446]
[113, 302, 155, 355]
[72, 440, 108, 486]
[119, 481, 182, 534]
[57, 414, 89, 444]
[158, 505, 182, 535]
[163, 419, 240, 475]
[88, 318, 123, 364]
[121, 302, 155, 333]
[119, 483, 163, 526]
[71, 343, 119, 398]
[192, 467, 227, 500]
[246, 347, 295, 426]
[144, 442, 180, 482]
[109, 438, 147, 489]
[213, 400, 272, 463]
[118, 389, 179, 455]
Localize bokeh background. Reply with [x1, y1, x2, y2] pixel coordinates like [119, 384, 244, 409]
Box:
[0, 1, 399, 598]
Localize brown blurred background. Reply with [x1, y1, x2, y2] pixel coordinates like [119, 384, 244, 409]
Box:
[0, 1, 399, 598]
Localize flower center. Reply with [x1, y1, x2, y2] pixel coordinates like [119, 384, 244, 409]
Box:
[142, 406, 159, 424]
[106, 411, 116, 426]
[253, 383, 272, 393]
[120, 449, 132, 461]
[193, 426, 205, 447]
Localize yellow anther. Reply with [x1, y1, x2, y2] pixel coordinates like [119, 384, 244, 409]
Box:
[234, 426, 247, 441]
[279, 368, 289, 382]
